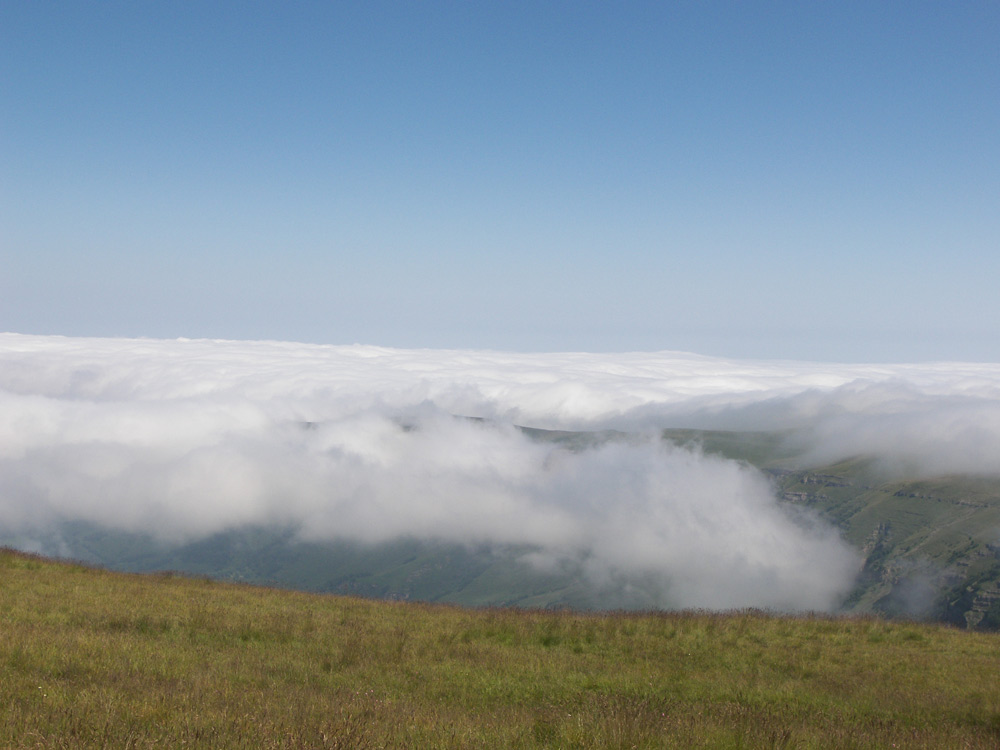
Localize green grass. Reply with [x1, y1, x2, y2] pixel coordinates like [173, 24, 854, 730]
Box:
[3, 549, 1000, 748]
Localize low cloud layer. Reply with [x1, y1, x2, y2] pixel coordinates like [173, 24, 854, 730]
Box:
[4, 333, 1000, 610]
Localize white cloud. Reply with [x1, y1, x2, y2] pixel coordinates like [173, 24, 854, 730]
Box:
[3, 333, 999, 610]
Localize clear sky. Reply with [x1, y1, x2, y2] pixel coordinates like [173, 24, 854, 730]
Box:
[3, 2, 998, 361]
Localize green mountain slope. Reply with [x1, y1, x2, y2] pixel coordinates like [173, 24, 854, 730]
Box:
[30, 523, 639, 611]
[774, 469, 1000, 627]
[661, 428, 1000, 628]
[3, 548, 1000, 748]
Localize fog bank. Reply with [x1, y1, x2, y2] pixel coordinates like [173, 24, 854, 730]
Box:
[5, 333, 998, 609]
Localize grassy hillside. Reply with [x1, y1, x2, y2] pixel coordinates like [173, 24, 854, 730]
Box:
[3, 548, 1000, 748]
[769, 464, 1000, 628]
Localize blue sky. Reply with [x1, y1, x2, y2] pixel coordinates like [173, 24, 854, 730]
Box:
[3, 2, 998, 360]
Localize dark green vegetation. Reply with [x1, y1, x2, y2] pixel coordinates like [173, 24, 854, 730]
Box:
[3, 548, 1000, 748]
[8, 426, 1000, 628]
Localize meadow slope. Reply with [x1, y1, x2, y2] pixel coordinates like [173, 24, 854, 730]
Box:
[2, 549, 1000, 748]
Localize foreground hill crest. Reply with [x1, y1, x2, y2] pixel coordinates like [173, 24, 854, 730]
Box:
[3, 547, 1000, 748]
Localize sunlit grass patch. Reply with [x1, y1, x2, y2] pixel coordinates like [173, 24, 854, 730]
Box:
[2, 549, 1000, 748]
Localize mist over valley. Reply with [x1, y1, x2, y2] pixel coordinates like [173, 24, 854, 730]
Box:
[4, 333, 1000, 624]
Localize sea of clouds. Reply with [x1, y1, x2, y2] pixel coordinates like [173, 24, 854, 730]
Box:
[3, 333, 1000, 611]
